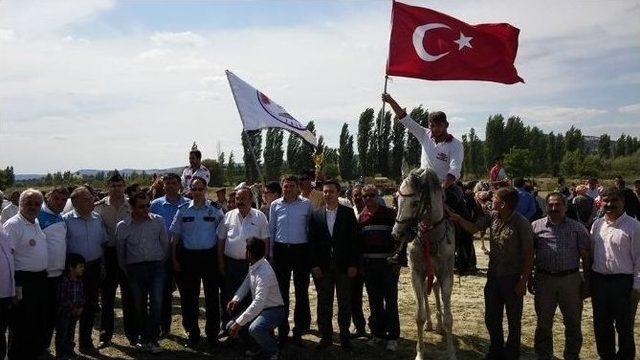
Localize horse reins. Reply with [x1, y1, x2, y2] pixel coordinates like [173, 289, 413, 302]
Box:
[395, 187, 446, 230]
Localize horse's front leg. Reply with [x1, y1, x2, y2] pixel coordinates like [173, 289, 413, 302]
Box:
[440, 272, 457, 360]
[411, 266, 427, 360]
[424, 283, 433, 332]
[433, 281, 444, 334]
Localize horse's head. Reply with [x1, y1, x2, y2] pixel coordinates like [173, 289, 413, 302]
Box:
[392, 168, 444, 242]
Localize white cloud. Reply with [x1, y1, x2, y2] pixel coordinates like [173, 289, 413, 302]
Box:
[0, 0, 115, 36]
[618, 103, 640, 114]
[0, 1, 639, 173]
[510, 106, 607, 126]
[150, 31, 207, 48]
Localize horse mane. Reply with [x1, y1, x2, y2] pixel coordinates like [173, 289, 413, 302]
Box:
[409, 168, 441, 194]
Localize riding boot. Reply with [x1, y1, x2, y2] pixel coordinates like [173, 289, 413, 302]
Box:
[387, 241, 408, 267]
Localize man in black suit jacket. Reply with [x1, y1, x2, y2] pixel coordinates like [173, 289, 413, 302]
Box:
[309, 179, 359, 351]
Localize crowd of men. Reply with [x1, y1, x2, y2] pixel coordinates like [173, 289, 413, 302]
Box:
[0, 92, 639, 360]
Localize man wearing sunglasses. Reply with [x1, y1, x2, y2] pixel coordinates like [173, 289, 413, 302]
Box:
[170, 177, 224, 349]
[115, 192, 169, 353]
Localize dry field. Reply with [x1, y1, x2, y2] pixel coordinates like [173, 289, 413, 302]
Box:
[66, 239, 639, 360]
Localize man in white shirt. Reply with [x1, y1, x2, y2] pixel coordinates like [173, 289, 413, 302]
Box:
[181, 148, 211, 193]
[38, 186, 69, 357]
[217, 188, 270, 333]
[0, 190, 19, 224]
[382, 92, 465, 265]
[227, 238, 284, 360]
[0, 227, 15, 360]
[590, 186, 640, 360]
[3, 189, 48, 359]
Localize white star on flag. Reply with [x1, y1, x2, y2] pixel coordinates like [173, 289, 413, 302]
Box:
[453, 32, 473, 50]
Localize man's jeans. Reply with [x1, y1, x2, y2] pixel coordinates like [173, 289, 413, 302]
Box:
[127, 261, 165, 344]
[242, 306, 285, 356]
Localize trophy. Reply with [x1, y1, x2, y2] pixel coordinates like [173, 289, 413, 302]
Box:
[313, 152, 324, 180]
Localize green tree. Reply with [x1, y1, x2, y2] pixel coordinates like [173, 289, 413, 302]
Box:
[504, 148, 534, 178]
[614, 134, 626, 157]
[465, 128, 484, 176]
[201, 159, 225, 186]
[286, 132, 302, 173]
[564, 126, 584, 153]
[504, 116, 526, 151]
[357, 109, 375, 175]
[546, 133, 564, 176]
[0, 166, 15, 189]
[560, 150, 582, 176]
[597, 134, 611, 158]
[263, 128, 284, 181]
[374, 110, 392, 176]
[323, 147, 340, 179]
[241, 130, 263, 182]
[296, 121, 317, 173]
[338, 123, 355, 180]
[484, 114, 506, 164]
[528, 126, 548, 174]
[404, 106, 428, 168]
[390, 121, 405, 180]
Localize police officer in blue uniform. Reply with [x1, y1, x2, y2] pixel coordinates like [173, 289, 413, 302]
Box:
[169, 177, 224, 349]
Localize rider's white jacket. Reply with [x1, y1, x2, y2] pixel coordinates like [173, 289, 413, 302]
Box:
[399, 114, 464, 182]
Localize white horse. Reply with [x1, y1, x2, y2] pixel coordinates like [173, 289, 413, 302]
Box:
[392, 168, 456, 360]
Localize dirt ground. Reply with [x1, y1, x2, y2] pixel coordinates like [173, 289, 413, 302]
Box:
[65, 238, 639, 360]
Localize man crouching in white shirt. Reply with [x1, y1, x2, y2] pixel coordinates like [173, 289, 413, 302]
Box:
[227, 238, 285, 360]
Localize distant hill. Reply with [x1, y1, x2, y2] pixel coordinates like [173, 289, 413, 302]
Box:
[16, 167, 184, 181]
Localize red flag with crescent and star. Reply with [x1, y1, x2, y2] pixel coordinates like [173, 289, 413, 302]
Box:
[386, 1, 524, 84]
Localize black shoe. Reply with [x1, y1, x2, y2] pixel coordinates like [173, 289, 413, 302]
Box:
[315, 338, 332, 350]
[292, 334, 305, 347]
[340, 339, 353, 352]
[79, 344, 98, 355]
[350, 329, 367, 339]
[217, 328, 228, 340]
[278, 336, 289, 349]
[97, 340, 111, 349]
[207, 338, 220, 350]
[187, 334, 200, 349]
[387, 251, 408, 267]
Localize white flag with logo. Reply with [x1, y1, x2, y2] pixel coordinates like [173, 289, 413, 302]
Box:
[226, 70, 317, 146]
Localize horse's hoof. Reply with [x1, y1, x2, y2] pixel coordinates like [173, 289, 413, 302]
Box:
[414, 354, 424, 360]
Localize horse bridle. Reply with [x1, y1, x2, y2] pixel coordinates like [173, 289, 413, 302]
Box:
[395, 186, 445, 231]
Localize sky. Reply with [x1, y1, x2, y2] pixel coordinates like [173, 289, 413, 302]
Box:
[1, 0, 639, 174]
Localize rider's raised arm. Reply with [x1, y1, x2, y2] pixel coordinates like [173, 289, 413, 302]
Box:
[382, 92, 429, 147]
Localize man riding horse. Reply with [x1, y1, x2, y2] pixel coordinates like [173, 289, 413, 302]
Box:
[381, 93, 465, 266]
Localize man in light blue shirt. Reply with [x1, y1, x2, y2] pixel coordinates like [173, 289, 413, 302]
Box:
[268, 175, 312, 346]
[149, 172, 189, 335]
[150, 173, 189, 232]
[169, 177, 223, 348]
[63, 186, 107, 353]
[514, 178, 537, 221]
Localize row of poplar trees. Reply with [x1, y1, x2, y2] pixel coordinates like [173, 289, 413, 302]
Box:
[241, 109, 640, 183]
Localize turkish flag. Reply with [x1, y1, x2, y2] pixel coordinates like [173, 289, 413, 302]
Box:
[386, 1, 524, 84]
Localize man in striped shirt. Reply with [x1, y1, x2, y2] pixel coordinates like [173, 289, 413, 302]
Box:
[530, 192, 591, 360]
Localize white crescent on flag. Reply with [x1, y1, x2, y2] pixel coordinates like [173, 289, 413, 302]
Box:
[226, 70, 317, 146]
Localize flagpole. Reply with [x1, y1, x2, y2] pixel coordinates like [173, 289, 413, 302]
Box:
[243, 130, 265, 184]
[380, 75, 389, 135]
